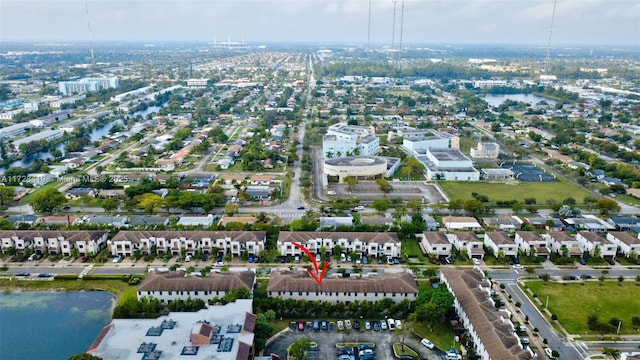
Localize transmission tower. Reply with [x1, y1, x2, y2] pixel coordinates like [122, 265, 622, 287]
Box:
[85, 0, 95, 66]
[544, 0, 558, 72]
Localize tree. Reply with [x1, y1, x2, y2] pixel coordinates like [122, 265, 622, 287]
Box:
[602, 347, 621, 360]
[0, 186, 14, 206]
[344, 176, 358, 192]
[31, 188, 66, 213]
[448, 199, 464, 215]
[376, 178, 393, 196]
[102, 198, 119, 213]
[595, 198, 621, 215]
[68, 354, 103, 360]
[400, 157, 425, 180]
[371, 199, 389, 213]
[288, 337, 311, 360]
[224, 203, 239, 216]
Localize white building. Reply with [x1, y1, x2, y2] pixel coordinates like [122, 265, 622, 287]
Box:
[108, 231, 266, 257]
[484, 231, 517, 257]
[576, 231, 617, 258]
[88, 299, 256, 360]
[177, 214, 217, 227]
[323, 122, 378, 159]
[441, 268, 534, 360]
[323, 156, 400, 182]
[0, 230, 107, 256]
[58, 77, 119, 95]
[137, 270, 255, 304]
[401, 130, 457, 154]
[546, 232, 583, 257]
[0, 122, 31, 140]
[420, 148, 480, 181]
[419, 231, 452, 257]
[13, 129, 64, 151]
[267, 271, 418, 304]
[186, 79, 209, 87]
[441, 216, 483, 231]
[470, 142, 500, 159]
[514, 231, 550, 258]
[277, 231, 401, 259]
[447, 232, 485, 259]
[607, 232, 640, 259]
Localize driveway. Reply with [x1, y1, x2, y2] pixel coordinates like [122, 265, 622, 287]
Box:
[264, 324, 447, 360]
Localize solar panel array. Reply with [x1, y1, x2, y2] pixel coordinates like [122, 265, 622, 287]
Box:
[145, 326, 163, 336]
[217, 337, 234, 352]
[142, 350, 162, 360]
[161, 319, 176, 329]
[210, 335, 223, 344]
[226, 324, 242, 333]
[137, 342, 157, 354]
[181, 346, 199, 356]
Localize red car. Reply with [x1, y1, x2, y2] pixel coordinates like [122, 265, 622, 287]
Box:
[297, 321, 305, 331]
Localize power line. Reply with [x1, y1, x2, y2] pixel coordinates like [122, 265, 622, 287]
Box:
[367, 0, 372, 49]
[85, 0, 95, 66]
[391, 0, 398, 48]
[545, 0, 557, 72]
[399, 0, 405, 51]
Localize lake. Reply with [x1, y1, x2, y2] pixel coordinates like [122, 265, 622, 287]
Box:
[484, 93, 556, 107]
[0, 291, 114, 359]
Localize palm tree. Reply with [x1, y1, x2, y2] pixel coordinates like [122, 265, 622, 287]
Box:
[602, 347, 621, 360]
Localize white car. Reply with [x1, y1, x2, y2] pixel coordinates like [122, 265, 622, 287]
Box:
[387, 318, 396, 330]
[185, 255, 192, 262]
[327, 191, 336, 195]
[112, 255, 122, 263]
[344, 319, 352, 329]
[544, 347, 557, 359]
[215, 261, 225, 267]
[337, 320, 344, 331]
[420, 338, 435, 349]
[472, 258, 480, 265]
[380, 319, 388, 330]
[395, 319, 402, 329]
[513, 264, 524, 270]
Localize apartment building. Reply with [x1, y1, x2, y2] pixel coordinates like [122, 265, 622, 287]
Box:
[0, 230, 107, 256]
[108, 231, 266, 257]
[276, 231, 401, 259]
[137, 270, 255, 304]
[267, 271, 418, 304]
[441, 268, 534, 360]
[607, 232, 640, 258]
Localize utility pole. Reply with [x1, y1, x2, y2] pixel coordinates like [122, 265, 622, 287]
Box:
[367, 0, 372, 50]
[399, 0, 405, 51]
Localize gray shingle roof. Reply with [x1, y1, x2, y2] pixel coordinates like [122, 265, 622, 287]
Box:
[266, 271, 418, 294]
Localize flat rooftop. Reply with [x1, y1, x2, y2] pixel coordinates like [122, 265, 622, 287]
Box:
[429, 148, 468, 161]
[90, 299, 254, 360]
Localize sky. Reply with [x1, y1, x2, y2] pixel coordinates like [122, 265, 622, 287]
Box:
[1, 0, 639, 46]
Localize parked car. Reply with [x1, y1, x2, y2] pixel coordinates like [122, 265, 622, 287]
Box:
[15, 271, 30, 276]
[112, 255, 122, 263]
[387, 318, 396, 330]
[313, 320, 319, 331]
[544, 347, 558, 359]
[395, 319, 402, 330]
[201, 254, 208, 261]
[297, 206, 305, 210]
[513, 264, 524, 270]
[185, 255, 192, 262]
[472, 258, 480, 265]
[353, 320, 360, 330]
[380, 319, 388, 330]
[345, 319, 351, 329]
[365, 320, 371, 330]
[373, 322, 380, 331]
[321, 319, 328, 330]
[337, 320, 344, 331]
[215, 261, 225, 267]
[421, 338, 435, 349]
[297, 321, 305, 331]
[579, 257, 587, 265]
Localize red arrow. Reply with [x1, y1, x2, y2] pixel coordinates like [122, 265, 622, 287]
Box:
[292, 242, 329, 285]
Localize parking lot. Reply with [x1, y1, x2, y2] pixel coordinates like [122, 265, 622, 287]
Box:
[264, 322, 447, 360]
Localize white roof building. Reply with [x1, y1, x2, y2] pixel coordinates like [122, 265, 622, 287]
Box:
[88, 299, 256, 360]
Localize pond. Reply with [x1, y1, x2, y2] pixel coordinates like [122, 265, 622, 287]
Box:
[0, 290, 114, 359]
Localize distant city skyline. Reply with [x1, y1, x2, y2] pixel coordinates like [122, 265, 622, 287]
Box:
[1, 0, 639, 46]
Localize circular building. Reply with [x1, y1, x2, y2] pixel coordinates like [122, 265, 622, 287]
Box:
[323, 156, 391, 182]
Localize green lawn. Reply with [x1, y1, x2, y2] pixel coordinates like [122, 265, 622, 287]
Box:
[523, 281, 640, 335]
[439, 180, 593, 205]
[458, 137, 477, 155]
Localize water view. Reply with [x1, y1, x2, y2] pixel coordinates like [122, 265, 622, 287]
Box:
[0, 291, 114, 359]
[483, 93, 557, 107]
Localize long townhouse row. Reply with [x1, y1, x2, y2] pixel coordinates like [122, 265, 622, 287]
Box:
[0, 230, 403, 260]
[419, 230, 640, 260]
